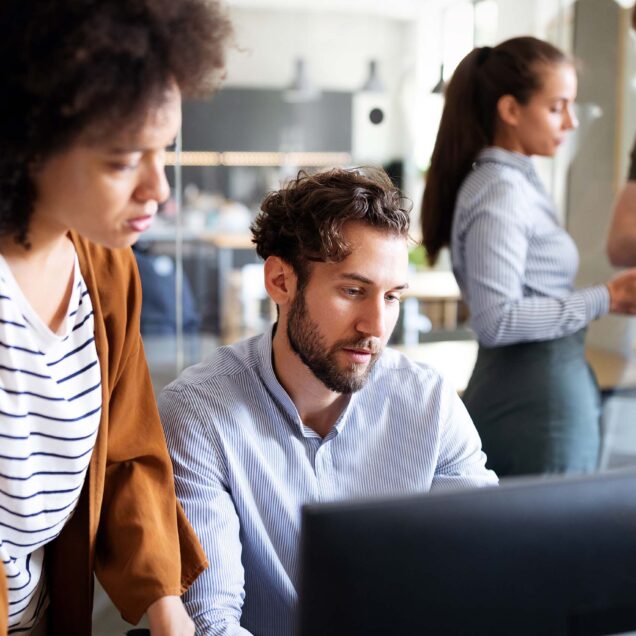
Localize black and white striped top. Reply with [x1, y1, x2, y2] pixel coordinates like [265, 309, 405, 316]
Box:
[451, 147, 609, 347]
[0, 254, 101, 634]
[159, 329, 497, 636]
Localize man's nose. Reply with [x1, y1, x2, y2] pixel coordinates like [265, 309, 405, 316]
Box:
[356, 297, 385, 339]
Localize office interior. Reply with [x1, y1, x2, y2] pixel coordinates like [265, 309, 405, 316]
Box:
[92, 0, 636, 631]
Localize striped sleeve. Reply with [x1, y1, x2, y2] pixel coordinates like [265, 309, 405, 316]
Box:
[431, 375, 497, 491]
[463, 188, 609, 347]
[159, 386, 253, 636]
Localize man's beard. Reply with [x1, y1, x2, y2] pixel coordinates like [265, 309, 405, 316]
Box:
[286, 288, 381, 394]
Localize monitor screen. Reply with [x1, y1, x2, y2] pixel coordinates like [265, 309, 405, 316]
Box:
[299, 471, 636, 636]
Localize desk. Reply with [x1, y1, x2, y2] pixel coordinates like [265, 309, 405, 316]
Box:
[402, 271, 463, 342]
[397, 340, 636, 395]
[404, 271, 461, 301]
[198, 232, 254, 250]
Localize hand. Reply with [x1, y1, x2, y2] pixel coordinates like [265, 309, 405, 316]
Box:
[146, 595, 195, 636]
[607, 268, 636, 314]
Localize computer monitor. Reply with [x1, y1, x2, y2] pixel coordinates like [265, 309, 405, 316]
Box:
[299, 471, 636, 636]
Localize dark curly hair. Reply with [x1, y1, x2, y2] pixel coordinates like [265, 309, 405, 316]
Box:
[0, 0, 233, 246]
[251, 167, 411, 285]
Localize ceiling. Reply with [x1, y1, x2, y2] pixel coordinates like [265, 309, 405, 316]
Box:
[224, 0, 449, 21]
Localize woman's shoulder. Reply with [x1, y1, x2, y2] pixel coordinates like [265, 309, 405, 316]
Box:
[456, 158, 533, 229]
[460, 159, 527, 205]
[71, 233, 136, 280]
[70, 232, 139, 315]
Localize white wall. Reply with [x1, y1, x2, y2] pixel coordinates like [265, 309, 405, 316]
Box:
[217, 1, 618, 259]
[495, 0, 575, 44]
[566, 0, 636, 354]
[221, 6, 423, 200]
[224, 8, 413, 93]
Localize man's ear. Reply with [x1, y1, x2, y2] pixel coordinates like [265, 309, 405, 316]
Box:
[264, 256, 297, 307]
[496, 94, 521, 128]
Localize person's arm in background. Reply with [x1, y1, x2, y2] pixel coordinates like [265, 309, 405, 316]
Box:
[159, 385, 254, 636]
[463, 180, 636, 346]
[607, 109, 636, 267]
[608, 180, 636, 267]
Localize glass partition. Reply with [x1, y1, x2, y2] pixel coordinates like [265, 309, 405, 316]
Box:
[138, 0, 589, 391]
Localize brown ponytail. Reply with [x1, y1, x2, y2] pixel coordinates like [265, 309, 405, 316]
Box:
[421, 36, 568, 265]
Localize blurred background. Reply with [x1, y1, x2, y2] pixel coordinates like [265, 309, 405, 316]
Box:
[139, 0, 573, 377]
[95, 0, 636, 630]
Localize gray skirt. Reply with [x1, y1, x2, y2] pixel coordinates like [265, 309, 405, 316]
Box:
[462, 329, 601, 477]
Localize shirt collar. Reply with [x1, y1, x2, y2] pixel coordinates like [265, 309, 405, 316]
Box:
[256, 325, 356, 439]
[257, 325, 297, 417]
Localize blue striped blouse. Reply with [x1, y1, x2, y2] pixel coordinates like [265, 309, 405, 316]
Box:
[159, 329, 497, 636]
[451, 147, 609, 347]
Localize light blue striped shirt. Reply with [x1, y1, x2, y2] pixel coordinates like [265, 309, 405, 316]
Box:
[451, 147, 609, 347]
[159, 328, 497, 636]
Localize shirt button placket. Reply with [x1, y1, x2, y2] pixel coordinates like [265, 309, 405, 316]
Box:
[314, 440, 334, 502]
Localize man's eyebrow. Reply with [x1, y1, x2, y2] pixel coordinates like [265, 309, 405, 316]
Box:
[339, 272, 409, 290]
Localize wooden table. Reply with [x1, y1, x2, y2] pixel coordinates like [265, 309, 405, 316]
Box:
[397, 340, 636, 396]
[401, 271, 463, 342]
[404, 271, 461, 302]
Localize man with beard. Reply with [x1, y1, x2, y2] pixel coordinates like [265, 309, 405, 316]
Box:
[159, 167, 497, 636]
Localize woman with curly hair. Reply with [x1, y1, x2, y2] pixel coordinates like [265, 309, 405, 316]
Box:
[0, 1, 233, 634]
[421, 37, 636, 477]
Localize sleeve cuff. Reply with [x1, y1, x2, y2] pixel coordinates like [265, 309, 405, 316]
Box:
[580, 285, 610, 321]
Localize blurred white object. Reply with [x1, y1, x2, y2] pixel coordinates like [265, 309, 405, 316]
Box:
[352, 91, 391, 163]
[217, 201, 252, 234]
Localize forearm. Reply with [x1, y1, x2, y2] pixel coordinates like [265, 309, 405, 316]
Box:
[471, 285, 609, 347]
[192, 614, 254, 636]
[608, 182, 636, 267]
[145, 597, 254, 636]
[146, 596, 194, 636]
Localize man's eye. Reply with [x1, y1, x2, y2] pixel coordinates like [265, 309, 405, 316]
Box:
[343, 288, 362, 297]
[386, 294, 401, 303]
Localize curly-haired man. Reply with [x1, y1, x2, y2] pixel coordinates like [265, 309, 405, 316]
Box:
[159, 167, 497, 635]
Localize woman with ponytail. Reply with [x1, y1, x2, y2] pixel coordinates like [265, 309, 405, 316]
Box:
[422, 37, 636, 476]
